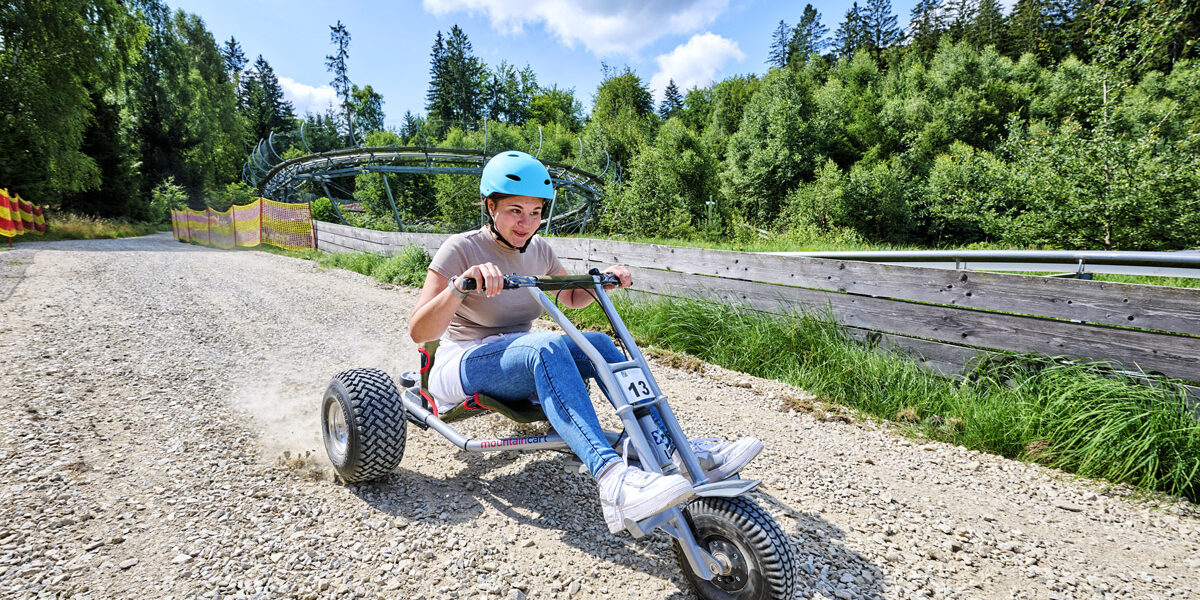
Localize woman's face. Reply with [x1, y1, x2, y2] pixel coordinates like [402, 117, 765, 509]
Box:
[488, 196, 543, 246]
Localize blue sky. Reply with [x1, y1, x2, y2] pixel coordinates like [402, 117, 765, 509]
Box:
[171, 1, 1006, 129]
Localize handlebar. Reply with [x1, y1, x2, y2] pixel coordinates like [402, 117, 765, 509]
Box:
[458, 268, 621, 292]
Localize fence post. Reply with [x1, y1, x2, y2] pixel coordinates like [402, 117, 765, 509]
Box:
[307, 201, 316, 249]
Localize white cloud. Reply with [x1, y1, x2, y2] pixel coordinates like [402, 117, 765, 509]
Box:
[279, 76, 338, 116]
[649, 32, 744, 102]
[422, 0, 730, 56]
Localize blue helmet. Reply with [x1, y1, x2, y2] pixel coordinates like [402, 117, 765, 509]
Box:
[479, 151, 554, 200]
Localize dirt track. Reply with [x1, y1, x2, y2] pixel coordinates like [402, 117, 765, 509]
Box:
[1, 232, 1198, 600]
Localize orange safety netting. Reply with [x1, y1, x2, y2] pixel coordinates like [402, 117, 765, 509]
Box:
[0, 189, 46, 238]
[207, 206, 235, 250]
[232, 201, 261, 247]
[187, 208, 209, 245]
[261, 199, 314, 251]
[169, 199, 313, 251]
[171, 209, 185, 241]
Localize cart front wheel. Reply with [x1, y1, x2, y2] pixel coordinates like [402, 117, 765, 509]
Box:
[674, 496, 796, 600]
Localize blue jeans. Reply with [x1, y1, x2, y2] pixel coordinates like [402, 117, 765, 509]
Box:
[459, 331, 625, 477]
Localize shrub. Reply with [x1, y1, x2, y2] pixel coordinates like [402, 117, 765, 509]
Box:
[206, 182, 257, 212]
[149, 177, 187, 224]
[310, 197, 338, 223]
[374, 245, 431, 287]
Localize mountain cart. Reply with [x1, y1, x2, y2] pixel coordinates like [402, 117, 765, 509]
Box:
[321, 270, 796, 599]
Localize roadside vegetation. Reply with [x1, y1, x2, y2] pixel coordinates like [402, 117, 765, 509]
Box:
[269, 247, 432, 288]
[10, 212, 164, 243]
[565, 295, 1200, 503]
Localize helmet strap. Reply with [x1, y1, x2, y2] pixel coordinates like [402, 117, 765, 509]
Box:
[484, 197, 534, 253]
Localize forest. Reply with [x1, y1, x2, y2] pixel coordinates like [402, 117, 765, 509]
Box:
[2, 0, 1197, 250]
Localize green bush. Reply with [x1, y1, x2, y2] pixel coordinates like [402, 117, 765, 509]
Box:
[374, 245, 431, 287]
[316, 251, 383, 277]
[149, 177, 187, 224]
[206, 181, 257, 212]
[603, 118, 719, 238]
[310, 197, 338, 223]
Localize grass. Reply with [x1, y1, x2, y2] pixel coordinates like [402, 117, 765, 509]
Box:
[7, 212, 164, 244]
[988, 271, 1200, 290]
[562, 295, 1200, 503]
[1090, 273, 1200, 289]
[265, 245, 432, 287]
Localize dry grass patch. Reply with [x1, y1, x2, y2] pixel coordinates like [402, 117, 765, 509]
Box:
[645, 347, 706, 373]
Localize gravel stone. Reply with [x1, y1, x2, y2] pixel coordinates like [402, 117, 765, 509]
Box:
[1, 234, 1198, 600]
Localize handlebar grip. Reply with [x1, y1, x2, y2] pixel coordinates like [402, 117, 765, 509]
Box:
[455, 277, 518, 291]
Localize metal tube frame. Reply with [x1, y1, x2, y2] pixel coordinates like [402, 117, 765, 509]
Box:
[393, 275, 765, 580]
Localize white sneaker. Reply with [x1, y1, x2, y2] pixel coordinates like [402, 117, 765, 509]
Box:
[598, 462, 694, 533]
[673, 437, 763, 481]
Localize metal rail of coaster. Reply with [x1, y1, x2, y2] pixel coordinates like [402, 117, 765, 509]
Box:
[242, 125, 612, 235]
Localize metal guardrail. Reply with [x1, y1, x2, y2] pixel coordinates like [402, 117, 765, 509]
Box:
[767, 250, 1200, 279]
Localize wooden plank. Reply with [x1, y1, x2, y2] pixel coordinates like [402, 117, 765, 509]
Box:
[544, 237, 592, 262]
[624, 266, 1200, 383]
[586, 240, 1200, 336]
[314, 222, 450, 255]
[842, 327, 992, 377]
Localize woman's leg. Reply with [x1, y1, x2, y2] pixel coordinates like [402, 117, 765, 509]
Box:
[459, 332, 620, 477]
[460, 331, 694, 533]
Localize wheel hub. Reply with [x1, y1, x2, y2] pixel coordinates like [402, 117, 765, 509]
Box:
[707, 538, 749, 591]
[325, 401, 349, 460]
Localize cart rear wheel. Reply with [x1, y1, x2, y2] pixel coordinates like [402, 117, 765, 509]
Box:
[674, 496, 796, 600]
[321, 368, 406, 483]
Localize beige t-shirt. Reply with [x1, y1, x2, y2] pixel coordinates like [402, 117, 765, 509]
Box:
[425, 227, 564, 410]
[428, 227, 565, 341]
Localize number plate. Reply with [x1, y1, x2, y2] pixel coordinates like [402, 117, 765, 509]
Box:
[617, 368, 655, 403]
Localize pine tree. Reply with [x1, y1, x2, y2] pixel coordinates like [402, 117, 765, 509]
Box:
[221, 36, 247, 89]
[400, 111, 423, 143]
[790, 4, 830, 63]
[425, 31, 451, 130]
[659, 79, 684, 119]
[971, 0, 1005, 49]
[325, 20, 353, 144]
[244, 55, 295, 143]
[945, 0, 978, 43]
[908, 0, 945, 60]
[443, 25, 486, 127]
[862, 0, 902, 56]
[834, 2, 869, 57]
[1005, 0, 1059, 62]
[768, 20, 793, 67]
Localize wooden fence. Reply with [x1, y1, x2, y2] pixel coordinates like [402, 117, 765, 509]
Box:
[315, 222, 1200, 393]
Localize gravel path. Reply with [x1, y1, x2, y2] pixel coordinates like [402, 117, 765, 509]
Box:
[2, 232, 1198, 600]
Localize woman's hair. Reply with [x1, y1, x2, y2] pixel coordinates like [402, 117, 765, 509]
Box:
[484, 193, 545, 213]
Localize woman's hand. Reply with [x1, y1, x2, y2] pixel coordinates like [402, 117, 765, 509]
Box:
[460, 262, 504, 298]
[602, 265, 632, 290]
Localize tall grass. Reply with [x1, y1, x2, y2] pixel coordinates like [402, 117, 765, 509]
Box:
[11, 212, 163, 243]
[311, 246, 431, 287]
[566, 295, 1200, 502]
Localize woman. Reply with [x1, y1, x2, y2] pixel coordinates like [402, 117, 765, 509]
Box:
[409, 150, 760, 533]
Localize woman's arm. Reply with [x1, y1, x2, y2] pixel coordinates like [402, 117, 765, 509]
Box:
[408, 262, 504, 343]
[550, 265, 633, 309]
